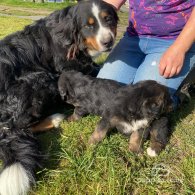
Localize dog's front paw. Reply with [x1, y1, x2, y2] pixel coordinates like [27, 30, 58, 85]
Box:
[67, 113, 80, 122]
[50, 113, 65, 128]
[88, 135, 98, 145]
[146, 147, 157, 157]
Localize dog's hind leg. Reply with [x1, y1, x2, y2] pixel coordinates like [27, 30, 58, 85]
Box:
[88, 118, 110, 145]
[30, 113, 65, 133]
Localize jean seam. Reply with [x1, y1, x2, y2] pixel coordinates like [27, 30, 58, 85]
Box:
[142, 37, 149, 54]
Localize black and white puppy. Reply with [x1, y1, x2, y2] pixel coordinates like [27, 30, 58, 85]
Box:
[58, 71, 173, 156]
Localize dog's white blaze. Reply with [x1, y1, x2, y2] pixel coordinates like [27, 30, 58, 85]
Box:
[120, 119, 149, 134]
[0, 163, 30, 195]
[92, 3, 114, 52]
[50, 113, 65, 128]
[147, 147, 157, 157]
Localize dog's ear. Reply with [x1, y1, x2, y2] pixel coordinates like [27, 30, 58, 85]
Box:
[58, 73, 75, 101]
[58, 76, 67, 100]
[51, 6, 79, 59]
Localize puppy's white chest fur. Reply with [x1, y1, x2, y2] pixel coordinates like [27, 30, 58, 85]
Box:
[120, 119, 149, 134]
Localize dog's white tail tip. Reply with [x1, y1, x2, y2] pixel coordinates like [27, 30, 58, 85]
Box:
[0, 163, 30, 195]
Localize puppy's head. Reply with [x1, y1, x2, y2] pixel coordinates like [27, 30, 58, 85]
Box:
[137, 81, 173, 119]
[51, 0, 118, 59]
[58, 70, 90, 104]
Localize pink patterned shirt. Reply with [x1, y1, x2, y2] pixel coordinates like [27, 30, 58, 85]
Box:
[127, 0, 194, 39]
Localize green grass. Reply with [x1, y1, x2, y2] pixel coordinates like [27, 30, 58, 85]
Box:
[0, 16, 32, 39]
[0, 7, 195, 195]
[0, 0, 74, 10]
[33, 103, 195, 195]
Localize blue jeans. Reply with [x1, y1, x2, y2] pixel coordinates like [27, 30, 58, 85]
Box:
[97, 32, 195, 107]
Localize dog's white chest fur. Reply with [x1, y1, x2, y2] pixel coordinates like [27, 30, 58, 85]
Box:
[120, 119, 149, 134]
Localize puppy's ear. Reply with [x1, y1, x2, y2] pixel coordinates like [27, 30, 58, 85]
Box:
[58, 78, 67, 100]
[51, 6, 79, 59]
[58, 73, 75, 101]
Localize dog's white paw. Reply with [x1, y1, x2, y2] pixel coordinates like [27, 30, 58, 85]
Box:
[147, 147, 157, 157]
[50, 113, 65, 128]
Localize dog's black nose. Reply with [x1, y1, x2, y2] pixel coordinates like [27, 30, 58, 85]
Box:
[101, 37, 114, 48]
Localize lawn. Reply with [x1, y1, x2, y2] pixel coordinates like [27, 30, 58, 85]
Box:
[0, 16, 32, 38]
[0, 0, 75, 10]
[0, 5, 195, 195]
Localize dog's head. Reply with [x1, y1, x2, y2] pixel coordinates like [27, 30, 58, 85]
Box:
[129, 81, 173, 120]
[49, 0, 118, 59]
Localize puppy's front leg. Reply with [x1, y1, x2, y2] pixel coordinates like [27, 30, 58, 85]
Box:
[88, 118, 110, 145]
[129, 128, 150, 154]
[67, 107, 86, 122]
[67, 111, 81, 122]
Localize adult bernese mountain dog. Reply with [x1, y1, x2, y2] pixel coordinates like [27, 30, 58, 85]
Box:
[0, 1, 118, 194]
[58, 71, 173, 157]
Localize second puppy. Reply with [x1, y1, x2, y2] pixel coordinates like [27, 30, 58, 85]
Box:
[58, 70, 173, 156]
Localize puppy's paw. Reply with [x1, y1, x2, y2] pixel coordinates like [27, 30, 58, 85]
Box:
[67, 113, 80, 122]
[146, 147, 157, 157]
[88, 136, 98, 145]
[50, 113, 65, 128]
[129, 144, 143, 154]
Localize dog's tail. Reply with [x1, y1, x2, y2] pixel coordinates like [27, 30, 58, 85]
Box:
[0, 128, 41, 195]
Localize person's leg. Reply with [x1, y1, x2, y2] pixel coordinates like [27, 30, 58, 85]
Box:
[97, 33, 145, 84]
[133, 37, 195, 107]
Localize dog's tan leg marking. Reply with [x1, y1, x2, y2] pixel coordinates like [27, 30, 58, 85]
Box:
[31, 119, 54, 132]
[31, 113, 65, 132]
[129, 128, 149, 154]
[129, 131, 144, 154]
[88, 119, 110, 145]
[88, 128, 108, 145]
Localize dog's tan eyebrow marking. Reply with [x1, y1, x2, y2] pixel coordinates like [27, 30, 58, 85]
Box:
[100, 11, 109, 18]
[88, 17, 95, 25]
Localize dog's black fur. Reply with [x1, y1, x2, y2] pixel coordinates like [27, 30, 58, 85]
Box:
[58, 70, 173, 156]
[0, 1, 118, 194]
[147, 117, 169, 156]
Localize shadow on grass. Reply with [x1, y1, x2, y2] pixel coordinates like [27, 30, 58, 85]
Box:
[169, 93, 195, 129]
[34, 104, 74, 181]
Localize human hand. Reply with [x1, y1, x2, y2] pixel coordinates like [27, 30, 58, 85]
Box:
[159, 44, 186, 78]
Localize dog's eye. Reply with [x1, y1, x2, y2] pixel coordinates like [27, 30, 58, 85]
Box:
[104, 15, 113, 24]
[84, 24, 94, 30]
